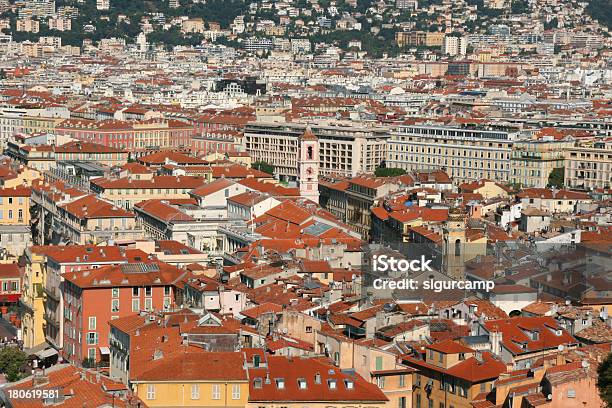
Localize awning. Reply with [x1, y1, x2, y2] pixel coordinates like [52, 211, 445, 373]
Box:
[99, 347, 110, 355]
[0, 294, 20, 303]
[35, 348, 58, 359]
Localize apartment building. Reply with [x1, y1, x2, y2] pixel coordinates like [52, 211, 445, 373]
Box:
[56, 119, 194, 153]
[55, 141, 128, 167]
[90, 175, 207, 210]
[0, 186, 31, 257]
[132, 351, 249, 407]
[21, 247, 47, 350]
[475, 316, 578, 369]
[244, 122, 389, 180]
[346, 176, 401, 240]
[396, 31, 445, 47]
[388, 125, 515, 184]
[56, 194, 143, 245]
[510, 139, 572, 188]
[16, 18, 39, 32]
[248, 355, 389, 408]
[402, 340, 506, 408]
[6, 142, 56, 171]
[61, 261, 185, 365]
[564, 139, 612, 190]
[0, 263, 21, 308]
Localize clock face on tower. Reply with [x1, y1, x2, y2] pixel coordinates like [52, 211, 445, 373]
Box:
[306, 167, 313, 175]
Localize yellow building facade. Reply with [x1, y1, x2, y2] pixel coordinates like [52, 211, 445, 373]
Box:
[0, 186, 31, 225]
[21, 248, 47, 350]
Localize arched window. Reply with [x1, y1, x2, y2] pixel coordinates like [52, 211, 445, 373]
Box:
[455, 239, 461, 256]
[307, 146, 313, 160]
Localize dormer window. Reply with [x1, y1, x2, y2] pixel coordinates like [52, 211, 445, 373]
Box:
[344, 379, 354, 390]
[459, 353, 465, 360]
[328, 379, 337, 389]
[297, 378, 307, 389]
[275, 378, 285, 389]
[253, 378, 262, 389]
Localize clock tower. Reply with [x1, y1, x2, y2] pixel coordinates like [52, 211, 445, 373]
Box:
[298, 125, 320, 203]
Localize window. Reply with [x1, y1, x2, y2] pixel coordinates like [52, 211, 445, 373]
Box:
[132, 298, 140, 312]
[145, 298, 152, 311]
[276, 379, 285, 389]
[88, 348, 96, 361]
[297, 379, 307, 389]
[191, 384, 200, 400]
[415, 373, 421, 387]
[164, 286, 171, 296]
[306, 326, 312, 333]
[112, 287, 119, 298]
[8, 210, 12, 219]
[112, 299, 120, 313]
[133, 287, 139, 297]
[232, 384, 240, 400]
[416, 393, 421, 408]
[147, 384, 155, 400]
[428, 400, 433, 408]
[375, 356, 383, 370]
[439, 352, 443, 363]
[211, 384, 221, 400]
[145, 286, 152, 297]
[376, 376, 385, 389]
[88, 317, 96, 330]
[399, 374, 406, 387]
[87, 332, 98, 345]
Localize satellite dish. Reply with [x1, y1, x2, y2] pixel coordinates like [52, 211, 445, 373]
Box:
[558, 345, 565, 352]
[547, 394, 552, 401]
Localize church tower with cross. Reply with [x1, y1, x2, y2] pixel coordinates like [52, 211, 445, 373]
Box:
[298, 125, 320, 202]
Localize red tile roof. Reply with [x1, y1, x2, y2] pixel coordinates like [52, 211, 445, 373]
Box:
[426, 339, 474, 354]
[61, 194, 134, 219]
[63, 261, 186, 289]
[483, 316, 577, 355]
[248, 356, 388, 402]
[132, 351, 248, 382]
[92, 175, 207, 190]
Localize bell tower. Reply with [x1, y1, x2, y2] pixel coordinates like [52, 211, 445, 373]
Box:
[298, 125, 320, 202]
[443, 207, 467, 279]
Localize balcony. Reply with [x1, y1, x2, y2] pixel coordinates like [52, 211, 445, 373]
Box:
[43, 313, 59, 328]
[43, 286, 60, 301]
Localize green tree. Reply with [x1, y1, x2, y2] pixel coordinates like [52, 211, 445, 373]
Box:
[511, 0, 530, 14]
[597, 352, 612, 406]
[587, 0, 612, 30]
[252, 161, 274, 175]
[375, 167, 406, 177]
[0, 347, 27, 382]
[547, 167, 564, 188]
